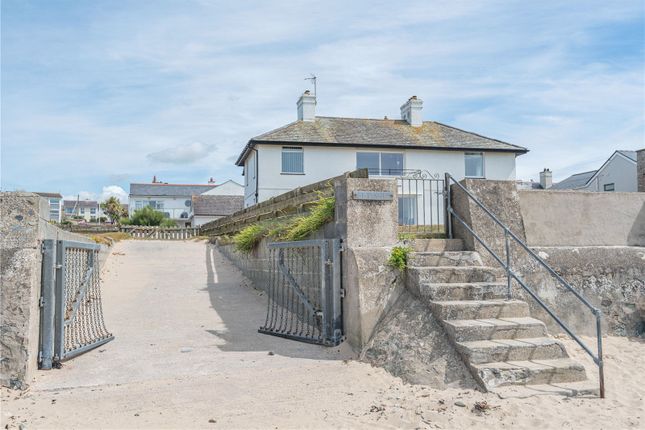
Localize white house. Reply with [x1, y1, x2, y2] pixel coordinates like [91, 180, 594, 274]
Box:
[62, 200, 104, 222]
[235, 92, 528, 208]
[35, 192, 63, 223]
[128, 178, 243, 226]
[550, 150, 639, 192]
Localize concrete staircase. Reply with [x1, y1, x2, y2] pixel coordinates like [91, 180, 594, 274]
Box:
[405, 239, 595, 396]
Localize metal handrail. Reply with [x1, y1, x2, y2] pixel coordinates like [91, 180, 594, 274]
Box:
[444, 173, 604, 398]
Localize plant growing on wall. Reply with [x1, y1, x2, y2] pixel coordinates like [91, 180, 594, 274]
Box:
[234, 224, 268, 252]
[283, 196, 335, 241]
[388, 246, 412, 271]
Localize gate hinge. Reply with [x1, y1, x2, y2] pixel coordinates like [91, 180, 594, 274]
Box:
[325, 259, 333, 266]
[339, 288, 346, 298]
[38, 350, 43, 363]
[40, 242, 46, 254]
[39, 296, 45, 308]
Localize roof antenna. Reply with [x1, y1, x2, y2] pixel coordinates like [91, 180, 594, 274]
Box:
[304, 74, 317, 104]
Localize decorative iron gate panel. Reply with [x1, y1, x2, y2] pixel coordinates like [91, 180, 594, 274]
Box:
[39, 240, 113, 369]
[259, 239, 343, 346]
[397, 170, 447, 236]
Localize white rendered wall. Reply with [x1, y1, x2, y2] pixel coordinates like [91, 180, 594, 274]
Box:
[128, 196, 193, 220]
[247, 144, 518, 203]
[583, 155, 637, 192]
[201, 180, 244, 196]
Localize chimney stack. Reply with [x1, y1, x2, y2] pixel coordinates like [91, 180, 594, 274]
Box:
[208, 177, 216, 184]
[400, 96, 423, 127]
[297, 90, 316, 121]
[540, 168, 552, 189]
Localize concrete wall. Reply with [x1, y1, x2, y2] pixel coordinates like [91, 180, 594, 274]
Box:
[448, 181, 645, 337]
[250, 143, 517, 204]
[638, 149, 645, 192]
[519, 190, 645, 246]
[0, 192, 94, 389]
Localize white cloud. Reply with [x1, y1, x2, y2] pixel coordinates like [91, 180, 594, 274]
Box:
[147, 142, 217, 164]
[100, 185, 128, 203]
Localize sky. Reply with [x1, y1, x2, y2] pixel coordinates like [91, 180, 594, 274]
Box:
[1, 0, 644, 202]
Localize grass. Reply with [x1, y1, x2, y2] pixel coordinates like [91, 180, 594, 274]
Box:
[230, 193, 336, 253]
[388, 245, 412, 271]
[283, 196, 335, 241]
[88, 232, 132, 246]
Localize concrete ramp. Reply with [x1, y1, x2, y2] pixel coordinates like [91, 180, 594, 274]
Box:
[361, 291, 478, 389]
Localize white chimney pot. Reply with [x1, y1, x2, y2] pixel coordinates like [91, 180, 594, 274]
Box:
[297, 91, 316, 121]
[400, 96, 423, 127]
[540, 168, 553, 189]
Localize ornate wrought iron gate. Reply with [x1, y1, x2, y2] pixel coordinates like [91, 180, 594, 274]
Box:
[397, 170, 446, 236]
[39, 240, 113, 369]
[259, 239, 343, 346]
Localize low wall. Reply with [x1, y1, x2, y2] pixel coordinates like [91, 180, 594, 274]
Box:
[0, 192, 95, 389]
[519, 190, 645, 246]
[201, 169, 368, 237]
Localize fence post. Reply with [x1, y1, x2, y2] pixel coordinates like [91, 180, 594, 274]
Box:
[39, 240, 57, 369]
[444, 173, 452, 239]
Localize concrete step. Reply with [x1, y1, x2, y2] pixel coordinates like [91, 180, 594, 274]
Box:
[407, 266, 501, 285]
[409, 251, 483, 267]
[443, 317, 547, 342]
[471, 358, 588, 389]
[491, 380, 600, 398]
[430, 299, 529, 320]
[456, 337, 568, 364]
[408, 239, 464, 252]
[419, 282, 508, 301]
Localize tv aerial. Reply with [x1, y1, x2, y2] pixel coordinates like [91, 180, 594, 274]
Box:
[304, 74, 317, 103]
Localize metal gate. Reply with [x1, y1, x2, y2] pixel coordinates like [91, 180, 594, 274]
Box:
[259, 239, 343, 346]
[397, 170, 446, 236]
[39, 240, 114, 369]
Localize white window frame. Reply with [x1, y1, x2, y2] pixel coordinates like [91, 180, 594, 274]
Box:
[281, 146, 304, 175]
[356, 151, 404, 176]
[464, 152, 485, 178]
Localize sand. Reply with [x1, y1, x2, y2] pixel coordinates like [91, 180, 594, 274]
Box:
[1, 240, 643, 429]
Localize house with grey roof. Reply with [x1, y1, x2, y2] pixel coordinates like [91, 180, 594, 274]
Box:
[62, 199, 104, 222]
[549, 150, 640, 192]
[35, 192, 63, 222]
[235, 92, 528, 207]
[190, 194, 244, 227]
[128, 178, 243, 226]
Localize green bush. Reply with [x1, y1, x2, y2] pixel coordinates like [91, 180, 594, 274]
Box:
[234, 224, 268, 252]
[388, 246, 412, 271]
[126, 206, 174, 226]
[283, 196, 335, 241]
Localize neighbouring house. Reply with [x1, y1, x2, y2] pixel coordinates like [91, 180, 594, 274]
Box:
[190, 195, 244, 227]
[235, 92, 528, 208]
[128, 178, 243, 226]
[62, 200, 104, 222]
[549, 150, 640, 192]
[35, 192, 63, 223]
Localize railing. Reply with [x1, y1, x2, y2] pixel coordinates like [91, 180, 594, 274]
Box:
[119, 226, 201, 240]
[444, 173, 605, 398]
[394, 170, 446, 237]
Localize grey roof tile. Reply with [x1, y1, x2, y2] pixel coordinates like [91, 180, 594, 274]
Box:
[237, 117, 527, 165]
[130, 183, 217, 197]
[551, 170, 597, 190]
[192, 195, 243, 216]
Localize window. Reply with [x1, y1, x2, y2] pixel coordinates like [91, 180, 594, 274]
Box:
[135, 201, 143, 210]
[90, 208, 97, 215]
[65, 207, 73, 214]
[185, 199, 191, 207]
[147, 200, 164, 210]
[604, 183, 615, 192]
[398, 195, 418, 225]
[356, 152, 404, 176]
[465, 152, 484, 178]
[80, 208, 85, 214]
[281, 147, 304, 174]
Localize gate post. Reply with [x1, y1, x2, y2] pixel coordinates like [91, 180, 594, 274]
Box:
[39, 240, 56, 369]
[53, 240, 66, 362]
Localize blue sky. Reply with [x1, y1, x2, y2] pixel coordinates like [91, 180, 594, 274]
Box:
[2, 0, 644, 202]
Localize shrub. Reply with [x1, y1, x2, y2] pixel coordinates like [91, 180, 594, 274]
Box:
[234, 224, 268, 253]
[283, 196, 335, 241]
[388, 246, 412, 271]
[127, 206, 172, 226]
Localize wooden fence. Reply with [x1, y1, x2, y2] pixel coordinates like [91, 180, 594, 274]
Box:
[119, 226, 201, 240]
